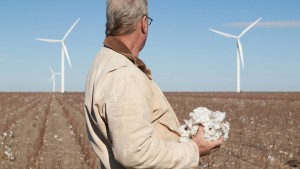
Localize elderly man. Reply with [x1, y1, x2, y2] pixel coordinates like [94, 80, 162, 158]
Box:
[84, 0, 223, 168]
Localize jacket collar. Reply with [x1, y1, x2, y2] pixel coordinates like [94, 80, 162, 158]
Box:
[103, 36, 152, 79]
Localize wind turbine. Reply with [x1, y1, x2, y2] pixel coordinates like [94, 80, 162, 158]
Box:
[36, 18, 80, 93]
[49, 66, 60, 92]
[209, 17, 262, 93]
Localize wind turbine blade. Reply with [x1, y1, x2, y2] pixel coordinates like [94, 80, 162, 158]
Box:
[49, 75, 54, 83]
[62, 43, 72, 68]
[63, 18, 80, 40]
[49, 66, 54, 74]
[209, 29, 237, 38]
[239, 17, 262, 38]
[36, 38, 61, 43]
[237, 39, 245, 68]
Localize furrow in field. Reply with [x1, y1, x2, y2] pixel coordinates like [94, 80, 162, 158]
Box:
[36, 94, 92, 169]
[56, 95, 100, 169]
[0, 95, 51, 169]
[1, 95, 45, 133]
[27, 94, 52, 168]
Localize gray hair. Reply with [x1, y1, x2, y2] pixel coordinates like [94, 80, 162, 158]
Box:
[106, 0, 148, 36]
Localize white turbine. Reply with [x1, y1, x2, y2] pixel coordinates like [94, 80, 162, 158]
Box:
[36, 18, 80, 93]
[49, 66, 60, 92]
[209, 17, 262, 93]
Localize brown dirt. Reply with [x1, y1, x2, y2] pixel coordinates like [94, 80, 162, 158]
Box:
[0, 93, 100, 169]
[0, 92, 299, 169]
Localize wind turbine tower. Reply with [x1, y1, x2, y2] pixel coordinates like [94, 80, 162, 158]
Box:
[209, 17, 262, 92]
[49, 66, 60, 92]
[36, 18, 80, 93]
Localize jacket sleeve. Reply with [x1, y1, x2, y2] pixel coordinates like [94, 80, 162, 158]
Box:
[103, 68, 199, 169]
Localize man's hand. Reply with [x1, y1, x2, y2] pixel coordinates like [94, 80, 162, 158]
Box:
[192, 126, 224, 156]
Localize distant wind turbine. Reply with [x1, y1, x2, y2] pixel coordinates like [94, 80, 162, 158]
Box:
[49, 66, 60, 92]
[36, 18, 80, 93]
[209, 17, 262, 93]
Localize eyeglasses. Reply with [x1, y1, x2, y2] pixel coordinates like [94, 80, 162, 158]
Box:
[146, 16, 153, 25]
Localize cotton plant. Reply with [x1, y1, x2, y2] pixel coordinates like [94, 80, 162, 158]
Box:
[178, 107, 230, 143]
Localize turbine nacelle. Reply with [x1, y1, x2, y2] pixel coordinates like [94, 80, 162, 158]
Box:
[49, 66, 60, 82]
[36, 38, 72, 69]
[209, 17, 262, 69]
[49, 65, 60, 92]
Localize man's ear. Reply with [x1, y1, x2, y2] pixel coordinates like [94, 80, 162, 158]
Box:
[141, 16, 148, 34]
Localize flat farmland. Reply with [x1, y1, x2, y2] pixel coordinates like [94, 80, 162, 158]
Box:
[0, 92, 299, 169]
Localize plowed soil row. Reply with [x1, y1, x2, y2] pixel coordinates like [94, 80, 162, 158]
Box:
[0, 94, 44, 132]
[35, 95, 91, 169]
[1, 94, 50, 168]
[56, 95, 100, 168]
[0, 94, 97, 169]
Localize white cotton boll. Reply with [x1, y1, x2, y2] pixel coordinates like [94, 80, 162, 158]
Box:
[204, 134, 216, 142]
[184, 119, 193, 130]
[180, 131, 189, 138]
[222, 123, 229, 133]
[193, 107, 209, 113]
[190, 125, 199, 136]
[223, 133, 229, 141]
[189, 112, 195, 119]
[203, 125, 215, 136]
[178, 124, 187, 135]
[204, 120, 214, 127]
[222, 122, 230, 141]
[214, 130, 223, 139]
[212, 123, 222, 130]
[179, 137, 190, 143]
[178, 107, 230, 143]
[204, 129, 222, 141]
[194, 108, 211, 123]
[188, 119, 194, 129]
[212, 111, 226, 122]
[193, 111, 210, 124]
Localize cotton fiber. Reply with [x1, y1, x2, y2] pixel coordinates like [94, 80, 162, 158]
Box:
[178, 107, 230, 143]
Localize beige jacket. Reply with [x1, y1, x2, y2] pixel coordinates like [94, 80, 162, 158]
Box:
[84, 39, 199, 169]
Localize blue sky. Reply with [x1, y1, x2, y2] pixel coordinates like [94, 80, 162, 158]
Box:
[0, 0, 300, 92]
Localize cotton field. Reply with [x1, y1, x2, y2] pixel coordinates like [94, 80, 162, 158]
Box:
[167, 92, 300, 169]
[0, 92, 299, 169]
[0, 93, 100, 169]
